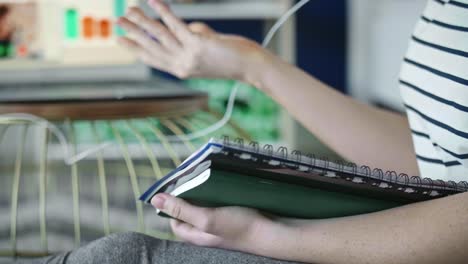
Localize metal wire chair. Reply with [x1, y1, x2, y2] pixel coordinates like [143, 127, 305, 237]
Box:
[0, 110, 250, 259]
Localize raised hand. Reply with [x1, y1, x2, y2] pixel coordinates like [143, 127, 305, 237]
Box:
[117, 0, 268, 82]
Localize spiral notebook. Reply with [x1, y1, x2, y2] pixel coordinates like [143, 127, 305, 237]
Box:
[140, 138, 468, 219]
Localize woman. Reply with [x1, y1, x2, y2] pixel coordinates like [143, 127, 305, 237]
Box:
[37, 0, 468, 263]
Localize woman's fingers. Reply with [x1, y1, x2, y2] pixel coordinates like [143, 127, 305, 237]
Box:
[152, 194, 218, 233]
[117, 17, 169, 58]
[139, 51, 171, 71]
[170, 219, 222, 247]
[117, 37, 170, 70]
[147, 0, 192, 42]
[117, 37, 141, 52]
[126, 7, 181, 51]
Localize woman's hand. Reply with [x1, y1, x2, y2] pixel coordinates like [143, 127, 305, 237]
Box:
[151, 193, 282, 253]
[117, 0, 270, 83]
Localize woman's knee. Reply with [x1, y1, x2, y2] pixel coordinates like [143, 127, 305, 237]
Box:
[67, 232, 163, 263]
[103, 232, 152, 246]
[97, 232, 163, 253]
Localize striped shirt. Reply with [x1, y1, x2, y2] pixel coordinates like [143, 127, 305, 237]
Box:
[399, 0, 468, 182]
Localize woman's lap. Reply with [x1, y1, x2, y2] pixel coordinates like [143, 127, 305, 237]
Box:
[17, 232, 301, 264]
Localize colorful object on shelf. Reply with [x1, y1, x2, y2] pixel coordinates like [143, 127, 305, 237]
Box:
[0, 2, 36, 60]
[1, 0, 138, 65]
[114, 0, 127, 36]
[17, 45, 28, 57]
[0, 44, 5, 57]
[62, 1, 129, 40]
[0, 43, 16, 58]
[82, 16, 95, 39]
[6, 44, 13, 57]
[100, 19, 111, 38]
[65, 8, 79, 40]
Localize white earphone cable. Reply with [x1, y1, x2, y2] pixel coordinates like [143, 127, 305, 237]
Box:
[165, 0, 310, 141]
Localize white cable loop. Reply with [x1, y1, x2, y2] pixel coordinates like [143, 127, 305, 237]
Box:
[165, 0, 310, 142]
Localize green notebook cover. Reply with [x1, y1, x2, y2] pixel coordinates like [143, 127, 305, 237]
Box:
[143, 138, 466, 220]
[170, 169, 402, 219]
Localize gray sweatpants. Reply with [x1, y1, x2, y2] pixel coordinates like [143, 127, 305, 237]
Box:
[19, 232, 301, 264]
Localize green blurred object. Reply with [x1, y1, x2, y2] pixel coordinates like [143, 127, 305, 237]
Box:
[71, 112, 239, 145]
[114, 0, 127, 36]
[185, 79, 281, 141]
[6, 44, 14, 57]
[65, 9, 79, 40]
[0, 44, 5, 57]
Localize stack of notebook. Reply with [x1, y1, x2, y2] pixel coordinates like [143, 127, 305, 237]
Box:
[140, 138, 468, 219]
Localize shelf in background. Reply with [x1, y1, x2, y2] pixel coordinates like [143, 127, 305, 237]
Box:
[141, 0, 292, 20]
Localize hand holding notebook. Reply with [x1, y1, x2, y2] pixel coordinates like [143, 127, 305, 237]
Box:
[140, 137, 468, 219]
[151, 193, 272, 250]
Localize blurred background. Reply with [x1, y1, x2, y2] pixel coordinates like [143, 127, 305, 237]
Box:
[0, 0, 427, 260]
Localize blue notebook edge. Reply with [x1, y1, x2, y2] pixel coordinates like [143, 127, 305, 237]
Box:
[139, 141, 223, 203]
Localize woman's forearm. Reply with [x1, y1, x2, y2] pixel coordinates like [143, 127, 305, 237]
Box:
[257, 191, 468, 264]
[117, 1, 417, 174]
[244, 52, 418, 175]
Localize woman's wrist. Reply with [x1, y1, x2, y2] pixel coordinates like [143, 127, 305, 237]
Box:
[250, 219, 325, 263]
[239, 45, 278, 91]
[243, 218, 305, 259]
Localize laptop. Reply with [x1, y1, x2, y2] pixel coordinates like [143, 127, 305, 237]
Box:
[0, 77, 208, 120]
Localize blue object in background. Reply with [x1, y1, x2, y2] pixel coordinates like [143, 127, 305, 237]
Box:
[152, 0, 347, 94]
[296, 0, 347, 93]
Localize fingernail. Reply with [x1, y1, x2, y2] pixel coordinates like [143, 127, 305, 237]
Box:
[151, 195, 166, 209]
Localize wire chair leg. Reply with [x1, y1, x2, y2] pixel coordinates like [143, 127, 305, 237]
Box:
[10, 124, 28, 254]
[38, 124, 49, 253]
[109, 121, 145, 233]
[91, 122, 111, 236]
